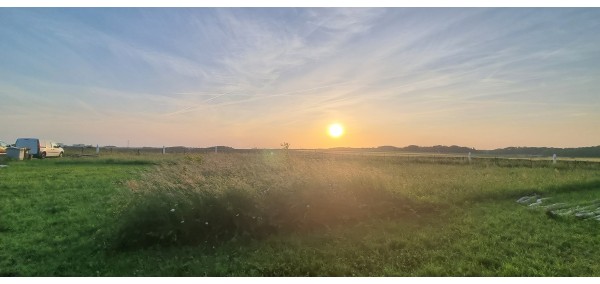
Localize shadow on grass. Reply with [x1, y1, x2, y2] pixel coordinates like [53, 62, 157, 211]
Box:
[468, 179, 600, 203]
[110, 188, 438, 251]
[109, 180, 600, 252]
[106, 177, 600, 252]
[547, 179, 600, 194]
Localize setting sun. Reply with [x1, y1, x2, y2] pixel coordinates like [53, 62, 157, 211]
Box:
[328, 123, 344, 138]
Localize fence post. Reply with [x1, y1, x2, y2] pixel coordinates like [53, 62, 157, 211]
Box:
[530, 159, 534, 168]
[162, 146, 166, 155]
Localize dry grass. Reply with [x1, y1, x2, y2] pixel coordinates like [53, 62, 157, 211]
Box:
[113, 151, 600, 250]
[114, 152, 418, 248]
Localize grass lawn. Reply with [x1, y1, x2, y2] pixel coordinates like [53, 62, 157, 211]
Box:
[0, 153, 599, 276]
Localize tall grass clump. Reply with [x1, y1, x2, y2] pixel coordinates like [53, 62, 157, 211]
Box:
[114, 153, 417, 249]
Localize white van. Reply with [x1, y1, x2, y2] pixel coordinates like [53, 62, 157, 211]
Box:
[15, 138, 64, 159]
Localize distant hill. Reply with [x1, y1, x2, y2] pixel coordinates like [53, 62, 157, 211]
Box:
[332, 145, 600, 158]
[68, 144, 600, 158]
[376, 145, 475, 154]
[480, 146, 600, 158]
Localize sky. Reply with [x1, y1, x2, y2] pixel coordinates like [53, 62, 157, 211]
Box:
[1, 8, 599, 149]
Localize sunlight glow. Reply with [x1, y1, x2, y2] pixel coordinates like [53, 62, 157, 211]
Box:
[328, 123, 344, 138]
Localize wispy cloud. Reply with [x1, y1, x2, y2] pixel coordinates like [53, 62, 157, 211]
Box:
[1, 8, 599, 148]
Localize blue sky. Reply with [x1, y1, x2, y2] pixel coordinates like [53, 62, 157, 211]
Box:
[1, 8, 599, 149]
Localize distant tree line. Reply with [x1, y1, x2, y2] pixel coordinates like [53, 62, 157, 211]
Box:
[371, 145, 600, 158]
[478, 146, 600, 158]
[62, 144, 600, 158]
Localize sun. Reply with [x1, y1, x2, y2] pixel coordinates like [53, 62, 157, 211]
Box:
[328, 123, 344, 138]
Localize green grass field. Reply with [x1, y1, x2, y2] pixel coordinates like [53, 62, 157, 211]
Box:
[1, 152, 599, 276]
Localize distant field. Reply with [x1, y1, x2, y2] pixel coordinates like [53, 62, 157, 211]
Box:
[64, 145, 600, 162]
[1, 152, 599, 276]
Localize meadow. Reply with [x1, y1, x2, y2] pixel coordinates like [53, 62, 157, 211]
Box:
[1, 151, 599, 276]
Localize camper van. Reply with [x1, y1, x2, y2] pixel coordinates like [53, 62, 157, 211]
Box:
[0, 140, 9, 154]
[14, 138, 64, 159]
